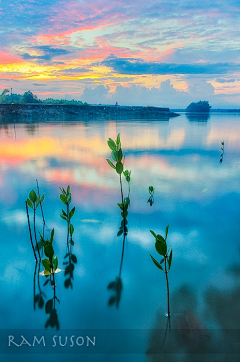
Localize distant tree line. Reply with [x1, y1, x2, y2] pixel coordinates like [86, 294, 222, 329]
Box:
[186, 101, 211, 113]
[0, 89, 88, 106]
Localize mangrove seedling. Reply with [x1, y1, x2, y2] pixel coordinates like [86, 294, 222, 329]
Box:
[26, 189, 43, 259]
[59, 185, 75, 245]
[148, 186, 154, 206]
[149, 225, 173, 318]
[39, 228, 58, 275]
[106, 133, 131, 224]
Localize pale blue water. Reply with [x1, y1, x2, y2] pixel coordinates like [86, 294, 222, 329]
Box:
[0, 113, 240, 361]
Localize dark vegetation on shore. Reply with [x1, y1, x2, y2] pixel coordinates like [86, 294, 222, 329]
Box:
[0, 89, 88, 106]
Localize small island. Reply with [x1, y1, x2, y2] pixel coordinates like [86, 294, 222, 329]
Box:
[186, 100, 211, 113]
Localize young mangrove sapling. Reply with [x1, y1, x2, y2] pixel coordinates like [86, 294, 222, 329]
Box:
[149, 225, 173, 318]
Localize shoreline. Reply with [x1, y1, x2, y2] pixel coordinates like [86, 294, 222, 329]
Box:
[0, 104, 179, 120]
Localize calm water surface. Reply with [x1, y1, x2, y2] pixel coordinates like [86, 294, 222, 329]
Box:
[0, 113, 240, 361]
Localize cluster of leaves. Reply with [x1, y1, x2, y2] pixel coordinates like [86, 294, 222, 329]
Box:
[39, 229, 58, 275]
[60, 185, 75, 244]
[117, 196, 130, 219]
[106, 133, 125, 174]
[123, 170, 131, 183]
[148, 186, 154, 206]
[149, 225, 173, 272]
[27, 189, 45, 212]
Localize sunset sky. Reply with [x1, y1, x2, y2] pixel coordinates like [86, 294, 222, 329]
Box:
[0, 0, 240, 108]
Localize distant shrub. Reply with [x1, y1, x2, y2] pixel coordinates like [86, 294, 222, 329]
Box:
[186, 101, 211, 113]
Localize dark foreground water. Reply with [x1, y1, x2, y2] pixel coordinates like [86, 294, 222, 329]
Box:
[0, 113, 240, 361]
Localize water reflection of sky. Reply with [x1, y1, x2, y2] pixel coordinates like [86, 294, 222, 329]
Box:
[0, 114, 240, 361]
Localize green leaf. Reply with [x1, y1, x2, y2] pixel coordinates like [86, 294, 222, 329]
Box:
[124, 197, 130, 205]
[107, 138, 116, 151]
[121, 210, 128, 218]
[59, 187, 66, 195]
[106, 159, 116, 169]
[165, 225, 169, 241]
[44, 245, 54, 259]
[61, 209, 67, 217]
[150, 230, 157, 238]
[69, 207, 75, 219]
[156, 234, 166, 243]
[67, 193, 71, 204]
[168, 250, 173, 271]
[36, 198, 40, 208]
[40, 194, 45, 202]
[53, 256, 58, 271]
[111, 151, 118, 162]
[50, 228, 54, 244]
[117, 148, 123, 161]
[116, 133, 121, 145]
[149, 254, 164, 271]
[117, 229, 123, 236]
[126, 175, 130, 182]
[60, 214, 68, 221]
[42, 259, 51, 273]
[67, 185, 70, 194]
[117, 203, 123, 210]
[69, 224, 74, 235]
[155, 239, 167, 256]
[26, 198, 33, 209]
[60, 194, 67, 204]
[116, 161, 123, 174]
[29, 190, 37, 203]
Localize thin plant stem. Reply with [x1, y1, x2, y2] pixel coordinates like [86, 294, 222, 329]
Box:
[33, 205, 41, 260]
[67, 203, 70, 244]
[164, 258, 170, 318]
[119, 174, 126, 229]
[26, 201, 38, 261]
[36, 179, 45, 225]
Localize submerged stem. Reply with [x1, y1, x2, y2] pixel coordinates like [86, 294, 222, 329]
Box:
[33, 206, 41, 260]
[26, 201, 37, 261]
[119, 174, 126, 231]
[164, 257, 170, 318]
